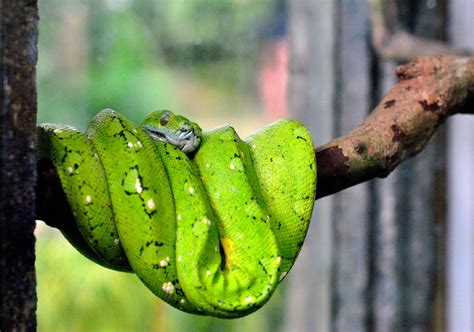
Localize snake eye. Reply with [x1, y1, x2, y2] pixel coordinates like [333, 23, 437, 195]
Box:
[160, 112, 171, 126]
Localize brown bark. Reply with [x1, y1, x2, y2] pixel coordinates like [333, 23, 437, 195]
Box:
[1, 0, 39, 330]
[316, 56, 474, 199]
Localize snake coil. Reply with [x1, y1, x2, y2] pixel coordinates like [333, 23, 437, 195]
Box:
[37, 109, 316, 318]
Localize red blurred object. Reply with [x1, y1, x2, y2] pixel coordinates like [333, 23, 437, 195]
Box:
[258, 38, 288, 120]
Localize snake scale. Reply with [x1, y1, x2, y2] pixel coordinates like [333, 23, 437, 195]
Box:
[37, 109, 316, 318]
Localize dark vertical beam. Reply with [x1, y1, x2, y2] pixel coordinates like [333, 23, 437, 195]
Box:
[1, 1, 39, 330]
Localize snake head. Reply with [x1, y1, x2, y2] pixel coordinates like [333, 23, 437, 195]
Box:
[141, 110, 203, 154]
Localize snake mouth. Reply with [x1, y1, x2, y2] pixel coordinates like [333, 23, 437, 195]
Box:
[143, 125, 201, 153]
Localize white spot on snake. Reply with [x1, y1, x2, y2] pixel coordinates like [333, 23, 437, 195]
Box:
[277, 256, 282, 264]
[202, 218, 211, 225]
[127, 142, 134, 148]
[279, 272, 287, 281]
[214, 246, 218, 252]
[189, 187, 194, 195]
[94, 153, 99, 159]
[85, 195, 92, 203]
[159, 260, 168, 267]
[147, 199, 155, 210]
[135, 178, 143, 193]
[180, 299, 186, 304]
[136, 140, 143, 147]
[177, 256, 182, 262]
[67, 166, 73, 174]
[177, 214, 182, 221]
[206, 270, 211, 276]
[114, 238, 120, 245]
[251, 144, 256, 149]
[205, 163, 210, 168]
[229, 163, 235, 170]
[245, 296, 254, 303]
[132, 129, 137, 133]
[162, 282, 174, 294]
[166, 256, 170, 262]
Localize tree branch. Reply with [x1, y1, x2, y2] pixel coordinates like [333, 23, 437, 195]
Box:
[315, 56, 474, 199]
[37, 56, 474, 225]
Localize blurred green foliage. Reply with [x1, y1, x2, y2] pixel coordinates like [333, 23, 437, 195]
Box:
[36, 0, 286, 330]
[37, 0, 276, 129]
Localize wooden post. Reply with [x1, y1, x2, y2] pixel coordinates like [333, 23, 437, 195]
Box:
[1, 1, 39, 330]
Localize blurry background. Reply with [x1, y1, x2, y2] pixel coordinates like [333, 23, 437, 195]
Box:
[36, 0, 473, 331]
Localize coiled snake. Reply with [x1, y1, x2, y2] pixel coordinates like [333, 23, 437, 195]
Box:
[37, 109, 316, 318]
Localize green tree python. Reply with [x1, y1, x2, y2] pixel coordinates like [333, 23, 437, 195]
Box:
[37, 109, 316, 318]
